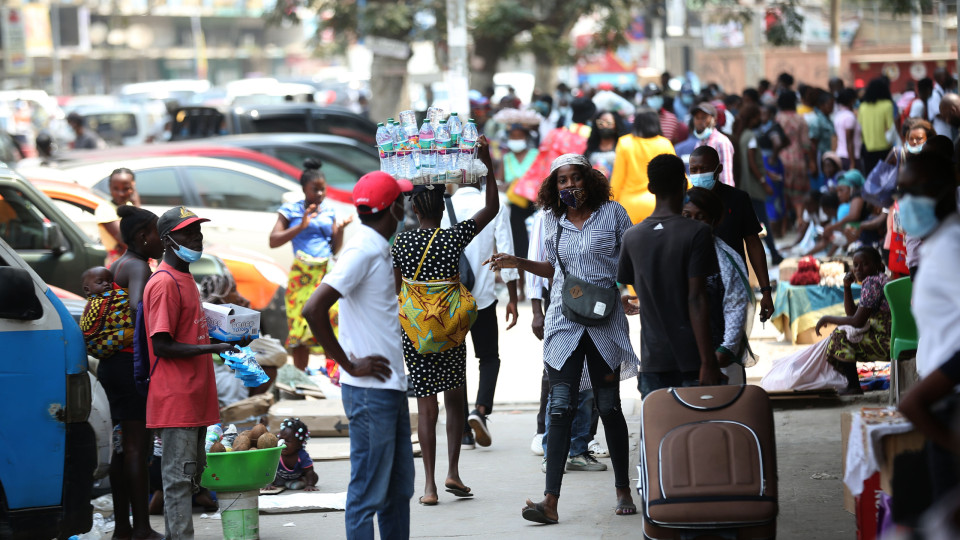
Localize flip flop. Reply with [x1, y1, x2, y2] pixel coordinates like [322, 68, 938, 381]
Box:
[418, 495, 438, 506]
[521, 501, 558, 525]
[444, 483, 473, 498]
[615, 498, 637, 516]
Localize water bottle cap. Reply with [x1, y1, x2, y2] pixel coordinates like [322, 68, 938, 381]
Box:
[451, 112, 458, 116]
[439, 119, 447, 123]
[377, 122, 384, 126]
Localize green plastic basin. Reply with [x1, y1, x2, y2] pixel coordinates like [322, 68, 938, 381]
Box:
[201, 446, 282, 492]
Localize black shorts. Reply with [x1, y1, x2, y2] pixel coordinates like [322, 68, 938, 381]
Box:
[97, 351, 147, 424]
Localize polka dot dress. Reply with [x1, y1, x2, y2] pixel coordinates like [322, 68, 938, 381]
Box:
[392, 220, 477, 398]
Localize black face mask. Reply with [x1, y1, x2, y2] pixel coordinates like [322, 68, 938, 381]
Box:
[597, 128, 617, 139]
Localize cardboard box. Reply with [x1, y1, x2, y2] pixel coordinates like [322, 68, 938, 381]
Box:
[203, 302, 260, 342]
[268, 398, 419, 437]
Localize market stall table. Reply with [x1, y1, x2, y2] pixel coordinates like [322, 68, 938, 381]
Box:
[841, 408, 925, 540]
[770, 281, 861, 344]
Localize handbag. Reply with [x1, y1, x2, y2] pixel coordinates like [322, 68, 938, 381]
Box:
[863, 150, 899, 207]
[443, 195, 476, 292]
[554, 224, 620, 326]
[398, 229, 478, 354]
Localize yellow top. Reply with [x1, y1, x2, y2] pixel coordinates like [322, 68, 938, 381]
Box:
[858, 100, 894, 152]
[610, 134, 676, 224]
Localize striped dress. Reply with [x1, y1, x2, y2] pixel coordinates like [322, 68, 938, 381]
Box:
[541, 201, 639, 384]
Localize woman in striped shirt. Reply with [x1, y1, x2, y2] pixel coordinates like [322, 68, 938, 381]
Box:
[485, 153, 639, 524]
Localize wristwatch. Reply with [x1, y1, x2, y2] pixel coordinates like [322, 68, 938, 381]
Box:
[760, 286, 773, 294]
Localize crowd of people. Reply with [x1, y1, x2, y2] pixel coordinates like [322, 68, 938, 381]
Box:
[73, 69, 960, 539]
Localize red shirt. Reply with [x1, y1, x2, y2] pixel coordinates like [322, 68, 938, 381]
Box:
[143, 262, 219, 429]
[659, 109, 689, 145]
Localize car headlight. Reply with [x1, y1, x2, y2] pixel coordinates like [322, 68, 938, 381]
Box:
[254, 260, 288, 287]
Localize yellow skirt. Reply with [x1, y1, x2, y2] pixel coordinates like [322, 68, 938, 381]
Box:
[285, 258, 338, 356]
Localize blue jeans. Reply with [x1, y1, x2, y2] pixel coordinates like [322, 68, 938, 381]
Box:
[542, 389, 593, 457]
[341, 384, 415, 540]
[637, 370, 700, 399]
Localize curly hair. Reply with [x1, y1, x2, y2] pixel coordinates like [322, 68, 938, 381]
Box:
[537, 164, 612, 218]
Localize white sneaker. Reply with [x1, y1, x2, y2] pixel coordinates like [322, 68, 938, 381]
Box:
[588, 439, 609, 458]
[531, 433, 544, 456]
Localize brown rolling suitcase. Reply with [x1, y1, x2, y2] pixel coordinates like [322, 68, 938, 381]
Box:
[639, 385, 778, 540]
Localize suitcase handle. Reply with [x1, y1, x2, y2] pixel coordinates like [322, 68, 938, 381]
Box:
[669, 385, 746, 411]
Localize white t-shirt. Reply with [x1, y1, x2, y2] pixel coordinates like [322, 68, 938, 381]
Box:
[322, 224, 407, 391]
[914, 213, 960, 378]
[440, 188, 519, 310]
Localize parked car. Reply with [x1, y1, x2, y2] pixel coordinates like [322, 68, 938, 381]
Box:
[69, 102, 167, 147]
[31, 178, 288, 334]
[49, 134, 380, 203]
[19, 156, 357, 271]
[171, 104, 377, 146]
[0, 237, 98, 539]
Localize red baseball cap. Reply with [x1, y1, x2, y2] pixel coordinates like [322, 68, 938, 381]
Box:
[353, 171, 413, 214]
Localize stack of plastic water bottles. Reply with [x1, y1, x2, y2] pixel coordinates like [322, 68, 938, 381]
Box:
[375, 107, 483, 185]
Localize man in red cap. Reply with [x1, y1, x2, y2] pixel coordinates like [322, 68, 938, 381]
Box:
[143, 206, 237, 539]
[303, 171, 414, 540]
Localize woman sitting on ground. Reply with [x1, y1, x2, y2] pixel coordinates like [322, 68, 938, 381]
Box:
[814, 246, 891, 394]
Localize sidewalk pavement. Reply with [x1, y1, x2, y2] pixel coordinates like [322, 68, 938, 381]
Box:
[150, 300, 865, 539]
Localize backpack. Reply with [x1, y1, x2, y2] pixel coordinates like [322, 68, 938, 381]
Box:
[133, 270, 182, 396]
[897, 98, 921, 131]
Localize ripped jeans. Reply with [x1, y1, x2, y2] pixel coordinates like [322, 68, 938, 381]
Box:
[159, 427, 205, 539]
[544, 332, 630, 497]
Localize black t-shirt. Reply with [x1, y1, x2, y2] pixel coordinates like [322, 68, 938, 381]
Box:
[618, 214, 719, 373]
[713, 182, 762, 264]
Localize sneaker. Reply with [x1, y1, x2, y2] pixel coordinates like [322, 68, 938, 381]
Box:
[566, 453, 608, 472]
[588, 439, 609, 458]
[461, 431, 476, 450]
[541, 458, 566, 474]
[468, 409, 491, 447]
[530, 433, 545, 456]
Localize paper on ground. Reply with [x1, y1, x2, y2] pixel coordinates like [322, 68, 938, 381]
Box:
[258, 491, 347, 513]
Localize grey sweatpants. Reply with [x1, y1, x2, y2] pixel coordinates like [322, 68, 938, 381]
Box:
[159, 427, 206, 539]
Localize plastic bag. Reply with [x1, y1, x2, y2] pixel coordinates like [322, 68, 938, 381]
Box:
[863, 159, 899, 208]
[249, 337, 288, 368]
[760, 338, 848, 392]
[221, 424, 239, 451]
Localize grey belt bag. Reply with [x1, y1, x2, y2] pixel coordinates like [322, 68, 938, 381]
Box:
[555, 224, 620, 326]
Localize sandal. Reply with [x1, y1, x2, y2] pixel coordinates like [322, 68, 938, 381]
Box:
[615, 498, 637, 516]
[444, 482, 473, 498]
[418, 495, 438, 506]
[521, 499, 558, 525]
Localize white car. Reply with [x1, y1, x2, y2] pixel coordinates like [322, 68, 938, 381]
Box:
[19, 156, 357, 270]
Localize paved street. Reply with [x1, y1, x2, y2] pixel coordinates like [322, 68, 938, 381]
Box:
[145, 298, 872, 539]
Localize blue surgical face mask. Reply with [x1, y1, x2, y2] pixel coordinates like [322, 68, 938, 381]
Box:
[645, 96, 664, 110]
[898, 194, 939, 238]
[167, 236, 203, 263]
[905, 143, 924, 154]
[694, 127, 713, 140]
[690, 172, 717, 190]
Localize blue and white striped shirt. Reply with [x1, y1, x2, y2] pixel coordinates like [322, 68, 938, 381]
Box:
[540, 201, 639, 381]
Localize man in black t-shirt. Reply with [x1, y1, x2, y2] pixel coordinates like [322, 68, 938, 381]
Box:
[618, 154, 720, 397]
[689, 145, 776, 322]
